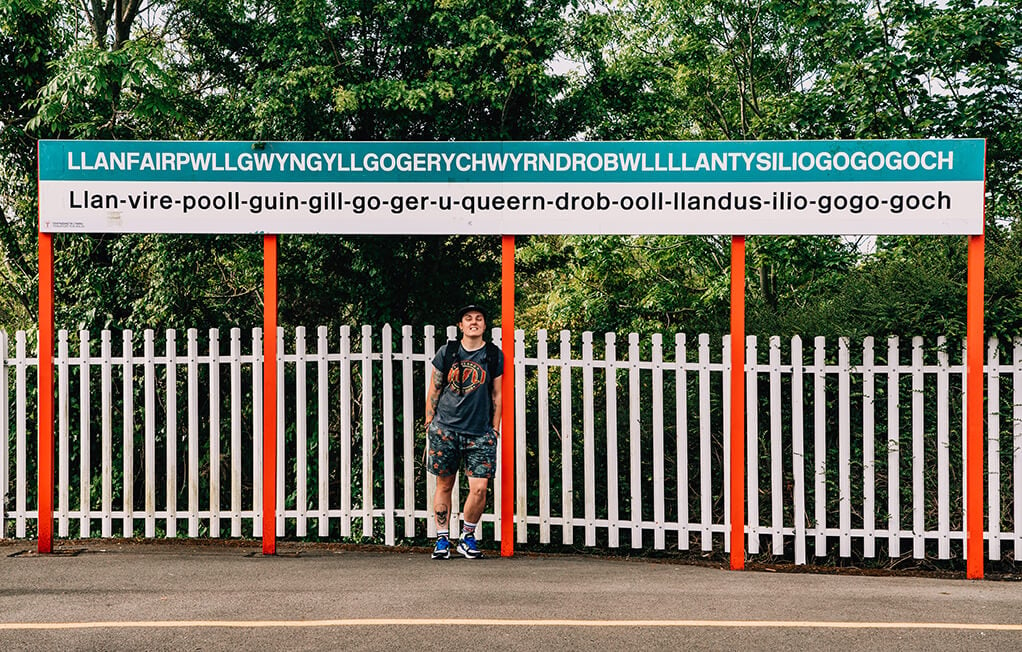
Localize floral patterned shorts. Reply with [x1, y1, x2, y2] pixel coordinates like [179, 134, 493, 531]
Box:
[427, 423, 497, 479]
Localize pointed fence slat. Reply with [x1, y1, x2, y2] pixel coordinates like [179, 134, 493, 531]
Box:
[167, 329, 180, 537]
[231, 328, 243, 538]
[77, 331, 89, 538]
[16, 332, 28, 538]
[604, 333, 618, 548]
[57, 331, 69, 536]
[122, 331, 135, 537]
[746, 335, 759, 555]
[514, 329, 528, 543]
[295, 327, 308, 537]
[675, 334, 689, 551]
[582, 332, 596, 547]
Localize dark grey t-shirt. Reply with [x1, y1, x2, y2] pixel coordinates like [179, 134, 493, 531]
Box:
[432, 343, 504, 435]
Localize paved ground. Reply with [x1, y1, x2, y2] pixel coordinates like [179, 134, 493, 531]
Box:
[1, 539, 1021, 651]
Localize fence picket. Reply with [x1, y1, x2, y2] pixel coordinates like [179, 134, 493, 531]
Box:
[961, 338, 968, 560]
[166, 330, 178, 537]
[862, 338, 876, 559]
[339, 326, 352, 537]
[911, 337, 925, 558]
[561, 330, 574, 545]
[604, 333, 618, 548]
[698, 333, 712, 552]
[813, 336, 826, 556]
[252, 328, 263, 535]
[122, 331, 134, 537]
[493, 327, 502, 539]
[401, 326, 414, 537]
[838, 337, 850, 558]
[78, 330, 90, 538]
[166, 335, 178, 539]
[57, 331, 69, 536]
[165, 329, 179, 539]
[582, 332, 596, 546]
[675, 334, 689, 551]
[722, 335, 731, 554]
[652, 334, 665, 550]
[628, 333, 641, 549]
[422, 326, 436, 538]
[383, 324, 395, 546]
[101, 331, 113, 538]
[361, 325, 374, 539]
[296, 327, 308, 537]
[16, 332, 28, 538]
[231, 328, 243, 537]
[445, 325, 460, 537]
[187, 329, 199, 537]
[937, 336, 950, 559]
[987, 338, 1001, 560]
[210, 328, 221, 538]
[144, 330, 155, 537]
[320, 326, 331, 537]
[276, 326, 285, 536]
[769, 336, 783, 555]
[792, 336, 806, 564]
[887, 337, 900, 558]
[515, 329, 528, 543]
[746, 335, 759, 555]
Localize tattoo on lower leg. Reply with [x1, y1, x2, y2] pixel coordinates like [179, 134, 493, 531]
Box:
[436, 508, 449, 527]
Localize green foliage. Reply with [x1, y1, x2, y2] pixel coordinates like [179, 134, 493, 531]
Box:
[26, 38, 185, 138]
[0, 0, 72, 330]
[2, 0, 1021, 339]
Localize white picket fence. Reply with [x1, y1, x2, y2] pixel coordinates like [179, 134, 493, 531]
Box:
[1, 326, 1020, 564]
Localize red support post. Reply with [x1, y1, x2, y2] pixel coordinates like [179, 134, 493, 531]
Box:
[966, 233, 984, 579]
[263, 235, 278, 555]
[37, 231, 55, 554]
[500, 235, 515, 557]
[730, 235, 746, 570]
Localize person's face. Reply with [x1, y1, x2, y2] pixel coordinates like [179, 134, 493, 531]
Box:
[459, 310, 486, 336]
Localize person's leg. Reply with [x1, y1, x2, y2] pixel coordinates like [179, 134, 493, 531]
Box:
[433, 474, 456, 534]
[456, 477, 488, 558]
[461, 477, 489, 525]
[428, 423, 459, 559]
[457, 429, 496, 558]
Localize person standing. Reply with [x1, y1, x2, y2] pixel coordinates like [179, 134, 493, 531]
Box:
[424, 304, 503, 559]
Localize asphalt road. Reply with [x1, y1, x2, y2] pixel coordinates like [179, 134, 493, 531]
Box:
[1, 540, 1021, 651]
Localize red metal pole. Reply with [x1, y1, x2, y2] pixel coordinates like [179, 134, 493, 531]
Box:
[263, 235, 278, 555]
[37, 231, 54, 554]
[966, 233, 984, 579]
[500, 235, 515, 557]
[730, 236, 746, 570]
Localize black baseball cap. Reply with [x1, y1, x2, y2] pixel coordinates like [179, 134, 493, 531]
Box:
[455, 304, 488, 321]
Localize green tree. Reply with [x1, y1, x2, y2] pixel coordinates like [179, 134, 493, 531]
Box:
[523, 0, 1021, 339]
[0, 0, 72, 330]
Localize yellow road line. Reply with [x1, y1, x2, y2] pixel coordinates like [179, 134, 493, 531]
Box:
[1, 619, 1021, 631]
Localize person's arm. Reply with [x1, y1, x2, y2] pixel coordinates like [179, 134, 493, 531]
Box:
[425, 367, 443, 427]
[490, 373, 502, 435]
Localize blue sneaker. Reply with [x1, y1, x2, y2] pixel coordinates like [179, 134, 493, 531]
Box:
[457, 533, 483, 559]
[431, 536, 451, 560]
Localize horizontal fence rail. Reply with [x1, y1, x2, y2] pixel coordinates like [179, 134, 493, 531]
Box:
[1, 327, 1020, 564]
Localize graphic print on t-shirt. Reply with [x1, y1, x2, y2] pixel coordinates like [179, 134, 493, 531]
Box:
[448, 360, 486, 394]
